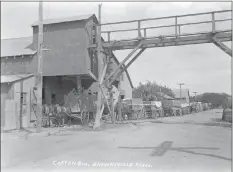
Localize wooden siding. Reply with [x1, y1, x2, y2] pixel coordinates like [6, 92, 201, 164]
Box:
[28, 20, 90, 76]
[1, 76, 35, 129]
[14, 76, 35, 128]
[1, 56, 33, 75]
[1, 83, 13, 127]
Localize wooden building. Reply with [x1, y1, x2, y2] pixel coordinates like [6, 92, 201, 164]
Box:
[1, 74, 36, 130]
[1, 14, 133, 129]
[172, 89, 190, 104]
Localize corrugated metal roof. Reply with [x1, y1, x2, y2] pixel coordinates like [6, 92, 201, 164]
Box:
[1, 74, 34, 83]
[31, 14, 94, 26]
[1, 37, 36, 57]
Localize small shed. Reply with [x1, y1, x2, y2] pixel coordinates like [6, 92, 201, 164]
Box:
[1, 74, 35, 131]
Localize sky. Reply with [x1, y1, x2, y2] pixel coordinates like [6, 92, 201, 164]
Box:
[1, 2, 232, 96]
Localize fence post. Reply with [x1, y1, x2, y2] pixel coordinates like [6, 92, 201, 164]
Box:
[212, 12, 215, 33]
[178, 25, 181, 36]
[108, 32, 111, 42]
[175, 17, 178, 37]
[138, 21, 141, 38]
[144, 29, 147, 38]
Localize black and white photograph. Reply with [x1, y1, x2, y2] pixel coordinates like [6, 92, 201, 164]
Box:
[1, 1, 232, 172]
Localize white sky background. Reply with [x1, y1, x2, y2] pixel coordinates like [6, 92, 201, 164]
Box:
[1, 2, 232, 96]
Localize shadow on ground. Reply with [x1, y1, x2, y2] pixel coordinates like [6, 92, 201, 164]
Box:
[119, 141, 231, 161]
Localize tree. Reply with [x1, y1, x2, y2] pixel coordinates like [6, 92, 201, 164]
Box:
[196, 92, 231, 108]
[133, 81, 175, 101]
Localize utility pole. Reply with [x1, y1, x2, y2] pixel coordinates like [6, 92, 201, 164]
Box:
[193, 92, 197, 102]
[35, 1, 43, 133]
[178, 83, 185, 102]
[93, 4, 102, 129]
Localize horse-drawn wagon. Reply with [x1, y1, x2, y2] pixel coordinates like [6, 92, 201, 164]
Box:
[39, 89, 96, 128]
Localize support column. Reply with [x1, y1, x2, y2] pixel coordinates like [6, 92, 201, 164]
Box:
[76, 76, 82, 95]
[109, 88, 115, 123]
[117, 81, 122, 121]
[35, 1, 43, 133]
[118, 94, 122, 121]
[93, 4, 103, 129]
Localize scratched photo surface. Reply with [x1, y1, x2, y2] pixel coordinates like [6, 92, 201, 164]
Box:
[1, 2, 232, 172]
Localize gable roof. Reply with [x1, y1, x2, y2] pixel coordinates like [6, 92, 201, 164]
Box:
[31, 14, 95, 27]
[172, 89, 190, 99]
[1, 37, 36, 58]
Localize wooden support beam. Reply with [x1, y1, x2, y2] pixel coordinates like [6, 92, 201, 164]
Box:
[144, 29, 147, 38]
[99, 84, 112, 118]
[175, 17, 178, 37]
[108, 32, 111, 42]
[178, 25, 181, 35]
[106, 48, 146, 87]
[138, 21, 141, 38]
[117, 82, 123, 121]
[125, 48, 146, 69]
[93, 4, 103, 129]
[88, 69, 97, 81]
[76, 76, 82, 95]
[109, 88, 115, 123]
[118, 94, 122, 121]
[212, 12, 215, 33]
[101, 18, 231, 34]
[103, 42, 142, 86]
[90, 31, 231, 50]
[35, 1, 43, 133]
[100, 64, 108, 85]
[99, 9, 230, 26]
[212, 36, 232, 57]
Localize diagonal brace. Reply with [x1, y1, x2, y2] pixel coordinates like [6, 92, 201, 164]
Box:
[107, 48, 146, 87]
[212, 36, 232, 57]
[103, 41, 143, 86]
[99, 84, 112, 117]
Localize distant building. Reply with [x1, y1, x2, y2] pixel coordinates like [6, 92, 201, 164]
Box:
[172, 89, 190, 104]
[162, 94, 175, 100]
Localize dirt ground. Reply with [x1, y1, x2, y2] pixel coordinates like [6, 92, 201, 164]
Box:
[1, 109, 232, 172]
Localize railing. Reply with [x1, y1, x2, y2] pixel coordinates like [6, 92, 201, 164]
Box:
[95, 9, 231, 42]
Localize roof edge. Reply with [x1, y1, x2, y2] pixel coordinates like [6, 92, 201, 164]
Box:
[31, 14, 95, 27]
[1, 51, 37, 58]
[1, 74, 35, 84]
[1, 36, 32, 41]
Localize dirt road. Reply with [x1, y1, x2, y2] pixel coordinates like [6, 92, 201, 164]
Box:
[2, 110, 231, 172]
